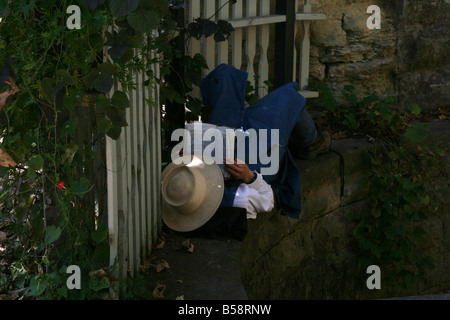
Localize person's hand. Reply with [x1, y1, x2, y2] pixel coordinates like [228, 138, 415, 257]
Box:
[223, 158, 255, 184]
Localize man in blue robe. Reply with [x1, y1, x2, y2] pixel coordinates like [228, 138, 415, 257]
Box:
[189, 64, 330, 239]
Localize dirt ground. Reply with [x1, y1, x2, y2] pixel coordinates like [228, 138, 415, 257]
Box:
[140, 229, 248, 300]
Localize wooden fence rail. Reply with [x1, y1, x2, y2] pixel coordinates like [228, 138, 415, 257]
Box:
[188, 0, 325, 98]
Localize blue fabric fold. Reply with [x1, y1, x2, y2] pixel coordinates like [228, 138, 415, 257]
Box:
[200, 64, 248, 129]
[199, 64, 305, 218]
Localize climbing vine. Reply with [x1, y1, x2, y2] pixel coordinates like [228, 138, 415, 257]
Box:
[0, 0, 237, 299]
[314, 83, 446, 290]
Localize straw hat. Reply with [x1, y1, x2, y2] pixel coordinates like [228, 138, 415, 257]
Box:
[161, 155, 224, 232]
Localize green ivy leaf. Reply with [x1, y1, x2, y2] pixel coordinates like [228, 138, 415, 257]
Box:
[111, 91, 129, 110]
[92, 73, 114, 93]
[44, 225, 61, 244]
[63, 94, 77, 111]
[187, 22, 203, 40]
[127, 10, 160, 33]
[108, 44, 128, 59]
[203, 20, 218, 38]
[109, 0, 140, 18]
[139, 0, 168, 14]
[57, 286, 68, 298]
[106, 125, 122, 140]
[89, 274, 110, 291]
[25, 275, 47, 297]
[71, 177, 90, 198]
[186, 98, 202, 116]
[80, 0, 106, 10]
[26, 155, 43, 179]
[403, 123, 429, 143]
[407, 104, 421, 115]
[60, 120, 77, 138]
[93, 224, 109, 242]
[56, 70, 75, 86]
[95, 95, 111, 114]
[14, 204, 27, 221]
[97, 62, 117, 74]
[28, 154, 43, 171]
[97, 117, 112, 133]
[93, 242, 109, 263]
[106, 108, 127, 126]
[321, 90, 338, 112]
[41, 77, 55, 100]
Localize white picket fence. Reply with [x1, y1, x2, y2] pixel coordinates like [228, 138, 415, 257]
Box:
[188, 0, 325, 98]
[106, 49, 161, 286]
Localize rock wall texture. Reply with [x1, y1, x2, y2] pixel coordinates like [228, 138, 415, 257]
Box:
[239, 121, 450, 299]
[303, 0, 450, 110]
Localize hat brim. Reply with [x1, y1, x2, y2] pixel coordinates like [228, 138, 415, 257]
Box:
[161, 155, 225, 232]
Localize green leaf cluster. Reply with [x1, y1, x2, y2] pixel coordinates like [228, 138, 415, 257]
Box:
[0, 0, 236, 300]
[315, 83, 426, 140]
[0, 0, 171, 299]
[313, 83, 446, 292]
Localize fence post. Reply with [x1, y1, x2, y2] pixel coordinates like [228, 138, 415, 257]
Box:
[274, 0, 296, 89]
[299, 0, 312, 91]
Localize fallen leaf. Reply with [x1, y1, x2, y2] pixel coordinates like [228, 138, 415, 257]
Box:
[152, 283, 166, 299]
[104, 273, 118, 284]
[0, 231, 7, 243]
[180, 238, 195, 253]
[182, 238, 193, 249]
[155, 239, 165, 249]
[0, 148, 17, 168]
[89, 268, 106, 278]
[331, 132, 347, 140]
[0, 77, 19, 111]
[150, 259, 170, 272]
[176, 295, 184, 300]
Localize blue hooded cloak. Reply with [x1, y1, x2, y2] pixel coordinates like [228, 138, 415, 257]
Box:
[199, 64, 305, 218]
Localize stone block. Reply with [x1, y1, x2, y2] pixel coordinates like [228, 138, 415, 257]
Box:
[310, 19, 347, 47]
[330, 138, 375, 205]
[240, 199, 368, 299]
[295, 151, 341, 221]
[341, 4, 371, 34]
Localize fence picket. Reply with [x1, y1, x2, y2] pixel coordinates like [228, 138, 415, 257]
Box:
[218, 0, 230, 65]
[135, 57, 147, 260]
[189, 0, 201, 58]
[204, 1, 216, 72]
[151, 50, 161, 244]
[299, 0, 312, 91]
[245, 0, 257, 87]
[258, 0, 271, 97]
[231, 0, 244, 69]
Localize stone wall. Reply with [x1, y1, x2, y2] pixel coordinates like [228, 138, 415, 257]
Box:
[239, 120, 450, 299]
[304, 0, 450, 110]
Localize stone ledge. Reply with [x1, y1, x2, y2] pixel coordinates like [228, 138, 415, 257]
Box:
[240, 120, 449, 299]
